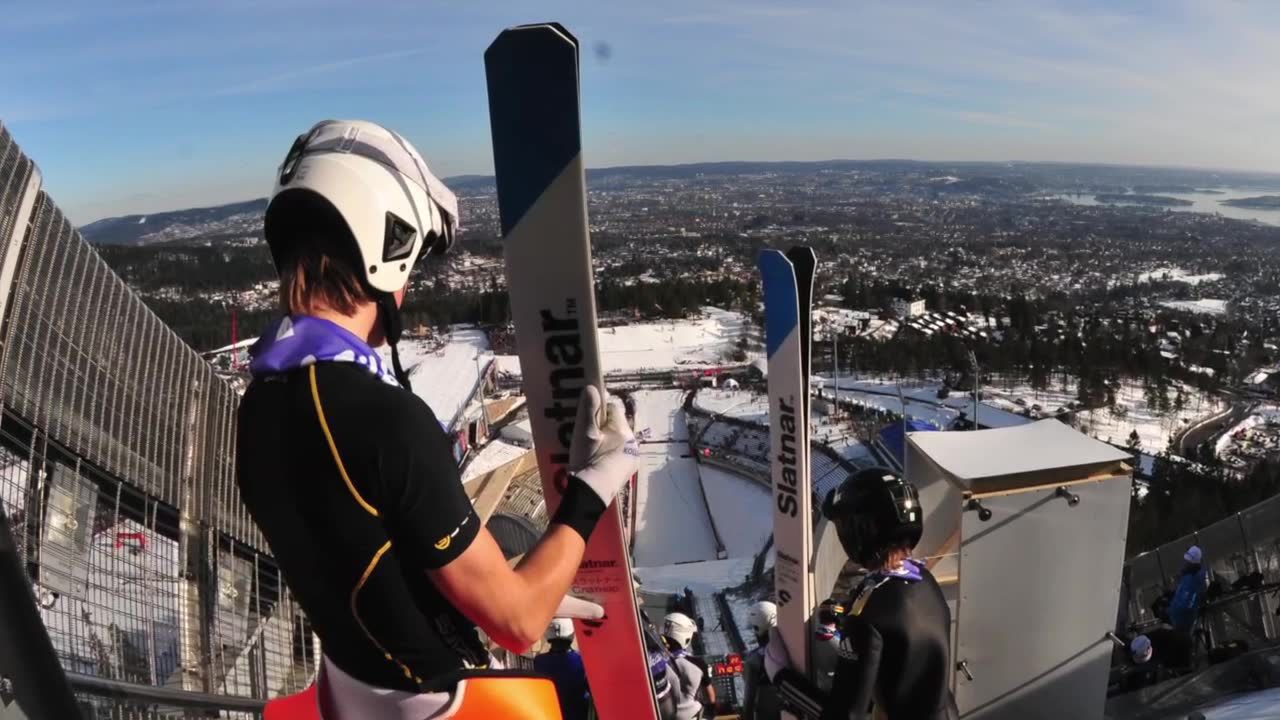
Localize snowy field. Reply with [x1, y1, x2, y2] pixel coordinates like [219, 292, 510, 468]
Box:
[694, 389, 770, 425]
[830, 373, 1225, 453]
[1137, 267, 1224, 285]
[1159, 299, 1229, 316]
[699, 465, 772, 559]
[460, 439, 528, 484]
[633, 556, 759, 597]
[985, 377, 1226, 452]
[632, 390, 720, 567]
[807, 372, 1225, 457]
[397, 327, 492, 430]
[697, 372, 1224, 457]
[495, 307, 755, 378]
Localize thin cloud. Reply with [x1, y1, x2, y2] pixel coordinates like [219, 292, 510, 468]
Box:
[211, 47, 433, 96]
[933, 109, 1057, 132]
[661, 5, 817, 25]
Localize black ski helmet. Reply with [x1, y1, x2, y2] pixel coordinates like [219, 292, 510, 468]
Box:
[823, 467, 923, 568]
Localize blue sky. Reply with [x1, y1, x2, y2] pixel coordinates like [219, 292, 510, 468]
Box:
[5, 0, 1280, 223]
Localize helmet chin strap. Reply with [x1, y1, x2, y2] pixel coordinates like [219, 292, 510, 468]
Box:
[376, 292, 412, 391]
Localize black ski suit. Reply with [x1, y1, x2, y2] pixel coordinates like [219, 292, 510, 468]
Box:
[776, 566, 959, 720]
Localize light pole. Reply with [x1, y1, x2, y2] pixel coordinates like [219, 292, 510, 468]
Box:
[832, 325, 840, 422]
[969, 349, 980, 431]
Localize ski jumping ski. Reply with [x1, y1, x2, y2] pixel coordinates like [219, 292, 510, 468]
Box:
[759, 247, 817, 707]
[485, 23, 659, 720]
[786, 246, 819, 678]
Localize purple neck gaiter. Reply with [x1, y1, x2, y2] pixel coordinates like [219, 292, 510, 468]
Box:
[248, 315, 399, 387]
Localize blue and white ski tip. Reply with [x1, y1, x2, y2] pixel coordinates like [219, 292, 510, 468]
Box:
[485, 23, 581, 237]
[759, 249, 799, 361]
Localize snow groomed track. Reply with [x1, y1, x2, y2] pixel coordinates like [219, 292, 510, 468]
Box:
[631, 390, 774, 567]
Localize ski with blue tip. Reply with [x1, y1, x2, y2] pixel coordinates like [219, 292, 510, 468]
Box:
[486, 23, 659, 720]
[759, 247, 816, 713]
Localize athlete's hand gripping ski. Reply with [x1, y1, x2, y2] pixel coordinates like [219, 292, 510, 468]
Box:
[568, 385, 639, 508]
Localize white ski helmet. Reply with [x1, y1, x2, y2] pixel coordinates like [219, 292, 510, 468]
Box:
[662, 612, 697, 650]
[746, 601, 778, 638]
[264, 119, 459, 389]
[546, 617, 575, 642]
[265, 119, 458, 294]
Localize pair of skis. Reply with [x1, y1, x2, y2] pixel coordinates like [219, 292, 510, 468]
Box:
[485, 24, 660, 720]
[761, 247, 818, 719]
[486, 22, 822, 718]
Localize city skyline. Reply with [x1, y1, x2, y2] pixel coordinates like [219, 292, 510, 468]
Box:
[5, 0, 1280, 223]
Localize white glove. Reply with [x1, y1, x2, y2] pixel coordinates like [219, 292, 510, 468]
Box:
[764, 627, 793, 682]
[555, 593, 605, 621]
[568, 386, 639, 508]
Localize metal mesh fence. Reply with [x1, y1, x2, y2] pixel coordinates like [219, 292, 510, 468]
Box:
[0, 125, 316, 715]
[0, 410, 313, 713]
[0, 191, 259, 552]
[1125, 497, 1280, 647]
[75, 696, 261, 720]
[0, 126, 35, 274]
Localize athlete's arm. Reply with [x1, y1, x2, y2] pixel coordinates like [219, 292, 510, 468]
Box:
[823, 615, 882, 720]
[419, 387, 636, 653]
[429, 517, 587, 652]
[772, 614, 883, 720]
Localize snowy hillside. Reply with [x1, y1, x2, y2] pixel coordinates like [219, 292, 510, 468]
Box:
[395, 327, 493, 431]
[81, 198, 267, 245]
[496, 308, 755, 378]
[699, 465, 771, 558]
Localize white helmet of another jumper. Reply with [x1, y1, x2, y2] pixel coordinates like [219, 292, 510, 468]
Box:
[264, 119, 459, 295]
[746, 601, 778, 638]
[662, 612, 698, 650]
[546, 617, 575, 642]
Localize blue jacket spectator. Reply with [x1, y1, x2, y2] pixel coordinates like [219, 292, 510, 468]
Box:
[1168, 545, 1209, 632]
[534, 619, 590, 720]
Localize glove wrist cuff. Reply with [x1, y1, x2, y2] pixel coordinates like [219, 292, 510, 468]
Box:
[552, 475, 608, 541]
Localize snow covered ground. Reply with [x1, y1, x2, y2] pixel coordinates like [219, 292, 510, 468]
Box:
[1137, 267, 1224, 285]
[633, 557, 759, 596]
[984, 376, 1226, 452]
[1160, 299, 1229, 316]
[397, 327, 492, 430]
[629, 387, 780, 681]
[632, 390, 721, 567]
[461, 439, 528, 484]
[694, 389, 770, 425]
[699, 465, 771, 559]
[809, 372, 1224, 456]
[495, 307, 756, 378]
